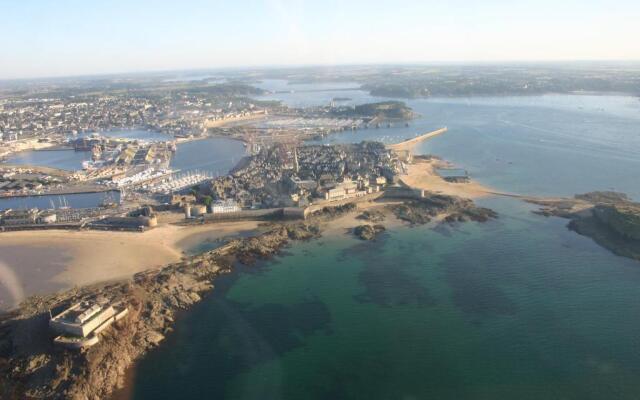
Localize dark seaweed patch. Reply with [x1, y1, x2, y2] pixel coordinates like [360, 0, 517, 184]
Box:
[216, 297, 332, 368]
[445, 262, 517, 318]
[355, 261, 437, 307]
[339, 237, 437, 307]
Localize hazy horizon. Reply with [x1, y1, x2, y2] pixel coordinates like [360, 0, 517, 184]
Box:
[3, 0, 640, 80]
[4, 60, 640, 84]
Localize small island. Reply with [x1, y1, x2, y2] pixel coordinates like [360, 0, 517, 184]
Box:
[331, 101, 415, 121]
[530, 191, 640, 261]
[353, 224, 386, 240]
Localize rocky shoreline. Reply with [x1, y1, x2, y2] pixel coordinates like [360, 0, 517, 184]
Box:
[0, 196, 495, 400]
[389, 192, 498, 225]
[529, 191, 640, 262]
[0, 220, 322, 400]
[353, 224, 386, 240]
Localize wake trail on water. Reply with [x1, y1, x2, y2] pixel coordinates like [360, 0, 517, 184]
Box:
[497, 118, 640, 161]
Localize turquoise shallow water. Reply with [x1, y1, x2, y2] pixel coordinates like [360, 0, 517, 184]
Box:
[122, 89, 640, 399]
[127, 198, 640, 400]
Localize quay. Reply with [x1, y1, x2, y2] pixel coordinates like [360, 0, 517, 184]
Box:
[0, 186, 115, 198]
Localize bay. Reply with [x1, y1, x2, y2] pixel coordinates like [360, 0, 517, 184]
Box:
[121, 84, 640, 399]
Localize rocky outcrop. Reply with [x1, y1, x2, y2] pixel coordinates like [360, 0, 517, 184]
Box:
[353, 224, 386, 240]
[529, 191, 640, 262]
[357, 210, 386, 223]
[0, 221, 320, 400]
[310, 203, 357, 219]
[389, 193, 497, 225]
[592, 204, 640, 241]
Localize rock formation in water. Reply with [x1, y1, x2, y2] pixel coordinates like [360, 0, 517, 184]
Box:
[531, 191, 640, 261]
[353, 224, 386, 240]
[389, 192, 498, 225]
[357, 209, 386, 223]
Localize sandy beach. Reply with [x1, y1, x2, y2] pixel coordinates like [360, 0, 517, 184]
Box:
[0, 220, 261, 310]
[400, 157, 493, 199]
[0, 151, 492, 310]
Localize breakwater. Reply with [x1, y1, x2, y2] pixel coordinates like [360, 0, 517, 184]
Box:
[386, 127, 448, 152]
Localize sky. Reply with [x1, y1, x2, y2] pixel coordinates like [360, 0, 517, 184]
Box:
[1, 0, 639, 79]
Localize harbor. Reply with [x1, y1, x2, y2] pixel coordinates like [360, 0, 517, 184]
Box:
[0, 190, 121, 211]
[140, 170, 214, 195]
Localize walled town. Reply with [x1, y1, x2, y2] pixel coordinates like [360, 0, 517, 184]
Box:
[0, 77, 423, 233]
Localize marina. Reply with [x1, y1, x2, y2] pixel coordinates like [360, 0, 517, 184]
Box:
[141, 170, 214, 195]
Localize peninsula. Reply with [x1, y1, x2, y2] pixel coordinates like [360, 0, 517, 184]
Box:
[0, 133, 501, 399]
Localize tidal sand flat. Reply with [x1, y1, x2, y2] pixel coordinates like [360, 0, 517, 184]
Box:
[0, 220, 262, 310]
[0, 228, 182, 309]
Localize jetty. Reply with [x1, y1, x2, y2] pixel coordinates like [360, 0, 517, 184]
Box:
[386, 127, 448, 152]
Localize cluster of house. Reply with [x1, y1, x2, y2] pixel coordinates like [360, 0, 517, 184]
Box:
[0, 96, 168, 140]
[0, 168, 65, 196]
[197, 142, 399, 209]
[0, 88, 267, 142]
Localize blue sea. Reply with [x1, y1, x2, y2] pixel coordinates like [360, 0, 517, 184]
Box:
[258, 79, 640, 200]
